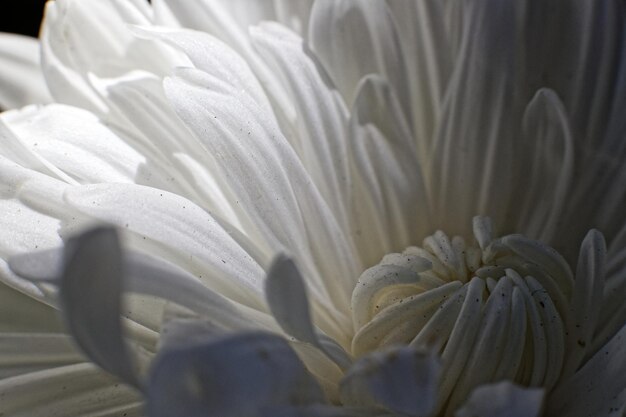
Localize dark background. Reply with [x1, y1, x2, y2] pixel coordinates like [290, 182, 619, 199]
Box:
[1, 0, 47, 37]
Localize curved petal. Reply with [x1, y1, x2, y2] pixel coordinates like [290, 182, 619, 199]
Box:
[60, 227, 139, 387]
[339, 347, 440, 417]
[429, 0, 529, 238]
[515, 89, 574, 243]
[308, 0, 409, 111]
[147, 332, 325, 417]
[385, 1, 453, 155]
[250, 23, 353, 236]
[348, 75, 431, 264]
[163, 67, 359, 326]
[266, 255, 352, 368]
[0, 33, 51, 109]
[0, 362, 141, 417]
[62, 182, 266, 309]
[455, 381, 544, 417]
[563, 229, 606, 379]
[548, 324, 626, 417]
[0, 333, 82, 379]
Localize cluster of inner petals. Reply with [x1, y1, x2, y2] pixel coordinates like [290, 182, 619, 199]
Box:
[350, 216, 572, 414]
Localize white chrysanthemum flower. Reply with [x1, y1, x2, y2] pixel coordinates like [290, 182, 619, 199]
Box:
[0, 0, 625, 416]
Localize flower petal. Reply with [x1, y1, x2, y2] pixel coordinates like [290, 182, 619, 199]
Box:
[339, 347, 440, 417]
[429, 0, 527, 238]
[348, 75, 431, 263]
[2, 104, 164, 185]
[308, 0, 408, 109]
[0, 33, 51, 109]
[455, 381, 544, 417]
[266, 255, 352, 369]
[146, 332, 325, 417]
[0, 362, 141, 417]
[250, 22, 353, 235]
[0, 333, 82, 379]
[563, 229, 606, 378]
[60, 227, 139, 387]
[548, 324, 626, 417]
[515, 89, 574, 243]
[386, 1, 453, 155]
[163, 66, 359, 328]
[63, 182, 266, 309]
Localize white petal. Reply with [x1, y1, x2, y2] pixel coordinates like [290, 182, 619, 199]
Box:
[61, 227, 139, 387]
[429, 0, 526, 238]
[163, 67, 359, 327]
[40, 0, 178, 115]
[266, 255, 352, 370]
[348, 75, 431, 264]
[515, 89, 574, 243]
[0, 281, 62, 333]
[63, 182, 266, 309]
[0, 362, 141, 417]
[563, 229, 606, 378]
[548, 324, 626, 417]
[386, 1, 453, 155]
[9, 246, 273, 334]
[162, 0, 296, 121]
[3, 104, 157, 184]
[0, 33, 51, 109]
[0, 333, 82, 379]
[339, 347, 440, 417]
[147, 332, 325, 417]
[455, 381, 544, 417]
[308, 0, 408, 109]
[250, 23, 353, 236]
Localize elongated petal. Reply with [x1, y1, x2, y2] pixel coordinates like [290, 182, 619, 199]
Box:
[63, 182, 266, 309]
[0, 333, 82, 379]
[348, 75, 430, 264]
[40, 0, 178, 115]
[250, 23, 353, 236]
[562, 230, 606, 378]
[548, 324, 626, 417]
[61, 227, 139, 387]
[266, 255, 352, 370]
[147, 332, 325, 417]
[339, 347, 439, 417]
[429, 0, 527, 238]
[2, 104, 163, 185]
[386, 1, 452, 155]
[0, 363, 141, 417]
[0, 33, 51, 109]
[309, 0, 408, 110]
[163, 66, 358, 330]
[455, 382, 544, 417]
[515, 89, 574, 243]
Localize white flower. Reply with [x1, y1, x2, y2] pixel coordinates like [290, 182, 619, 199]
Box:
[0, 0, 624, 416]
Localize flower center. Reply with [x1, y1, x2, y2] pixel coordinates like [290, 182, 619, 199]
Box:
[350, 216, 572, 414]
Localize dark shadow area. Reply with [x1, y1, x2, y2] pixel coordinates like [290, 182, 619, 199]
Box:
[1, 0, 47, 37]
